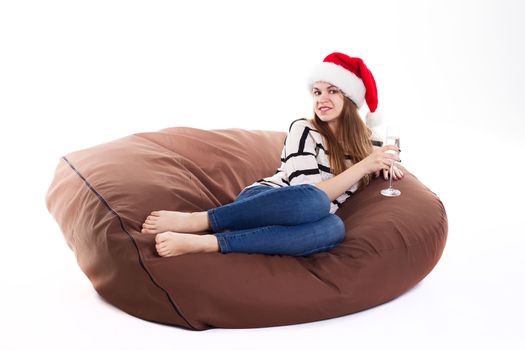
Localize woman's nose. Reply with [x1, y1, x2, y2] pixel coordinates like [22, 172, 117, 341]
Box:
[316, 92, 330, 101]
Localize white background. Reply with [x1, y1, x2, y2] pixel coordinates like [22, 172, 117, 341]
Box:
[1, 0, 524, 349]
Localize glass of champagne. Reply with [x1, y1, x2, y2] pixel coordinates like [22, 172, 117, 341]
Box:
[380, 125, 401, 197]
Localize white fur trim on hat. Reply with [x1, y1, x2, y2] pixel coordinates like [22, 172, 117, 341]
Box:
[366, 110, 383, 128]
[307, 62, 366, 108]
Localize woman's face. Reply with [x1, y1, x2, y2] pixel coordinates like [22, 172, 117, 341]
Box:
[312, 81, 345, 131]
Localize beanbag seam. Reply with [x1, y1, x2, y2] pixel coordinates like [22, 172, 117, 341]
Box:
[62, 156, 198, 330]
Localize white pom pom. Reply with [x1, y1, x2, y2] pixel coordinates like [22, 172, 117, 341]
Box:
[366, 110, 384, 128]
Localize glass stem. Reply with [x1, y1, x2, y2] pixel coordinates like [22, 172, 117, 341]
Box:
[389, 161, 395, 189]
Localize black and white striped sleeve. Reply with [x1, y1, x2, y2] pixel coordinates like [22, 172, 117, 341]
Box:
[283, 119, 323, 186]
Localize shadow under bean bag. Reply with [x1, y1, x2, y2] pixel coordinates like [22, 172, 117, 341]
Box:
[45, 126, 448, 330]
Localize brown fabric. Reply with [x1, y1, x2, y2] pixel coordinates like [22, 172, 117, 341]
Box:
[45, 126, 448, 330]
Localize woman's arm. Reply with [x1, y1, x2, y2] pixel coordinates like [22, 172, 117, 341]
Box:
[314, 145, 401, 201]
[313, 162, 367, 202]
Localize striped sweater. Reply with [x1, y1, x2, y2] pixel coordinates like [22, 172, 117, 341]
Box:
[242, 118, 383, 214]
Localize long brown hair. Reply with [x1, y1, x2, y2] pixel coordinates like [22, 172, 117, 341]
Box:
[309, 96, 374, 191]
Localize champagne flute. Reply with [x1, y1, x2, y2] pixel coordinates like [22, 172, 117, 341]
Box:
[380, 125, 401, 197]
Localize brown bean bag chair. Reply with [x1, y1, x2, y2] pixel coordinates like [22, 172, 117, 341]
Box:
[45, 125, 448, 330]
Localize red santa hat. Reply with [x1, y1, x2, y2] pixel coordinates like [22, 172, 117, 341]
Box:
[307, 52, 382, 128]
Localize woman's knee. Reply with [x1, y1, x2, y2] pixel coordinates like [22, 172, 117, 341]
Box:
[327, 214, 346, 244]
[301, 184, 331, 216]
[290, 215, 345, 256]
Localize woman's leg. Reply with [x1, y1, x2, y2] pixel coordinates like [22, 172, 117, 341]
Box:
[207, 184, 331, 233]
[213, 213, 345, 256]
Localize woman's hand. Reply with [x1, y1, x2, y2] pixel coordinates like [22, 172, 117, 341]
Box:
[359, 145, 401, 176]
[377, 165, 404, 181]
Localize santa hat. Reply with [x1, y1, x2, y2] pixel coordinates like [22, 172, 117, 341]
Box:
[307, 52, 382, 128]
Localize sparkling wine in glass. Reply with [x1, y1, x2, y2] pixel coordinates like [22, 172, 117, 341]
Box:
[380, 126, 401, 197]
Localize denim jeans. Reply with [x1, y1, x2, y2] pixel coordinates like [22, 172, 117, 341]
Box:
[207, 184, 345, 256]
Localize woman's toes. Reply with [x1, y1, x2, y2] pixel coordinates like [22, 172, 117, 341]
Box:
[156, 246, 167, 256]
[160, 250, 172, 257]
[155, 233, 167, 244]
[142, 226, 159, 234]
[156, 241, 171, 256]
[143, 221, 154, 227]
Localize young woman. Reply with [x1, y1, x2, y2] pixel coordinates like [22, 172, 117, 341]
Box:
[141, 52, 403, 257]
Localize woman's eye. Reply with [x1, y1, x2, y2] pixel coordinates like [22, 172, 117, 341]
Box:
[313, 89, 338, 95]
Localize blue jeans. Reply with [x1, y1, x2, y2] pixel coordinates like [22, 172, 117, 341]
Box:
[207, 184, 345, 256]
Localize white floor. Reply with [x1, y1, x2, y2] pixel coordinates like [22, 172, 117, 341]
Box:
[2, 200, 524, 350]
[1, 1, 524, 349]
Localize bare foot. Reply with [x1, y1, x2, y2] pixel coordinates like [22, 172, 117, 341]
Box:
[155, 232, 219, 257]
[141, 210, 210, 234]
